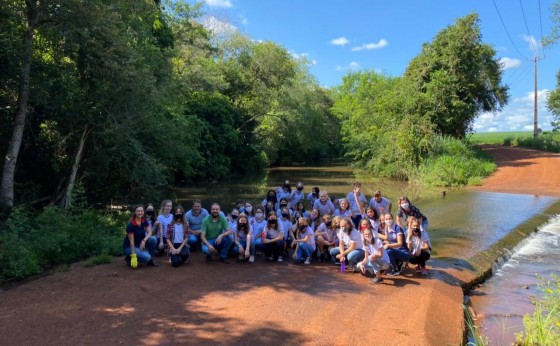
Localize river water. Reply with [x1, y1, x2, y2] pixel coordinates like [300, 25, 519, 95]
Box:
[175, 164, 560, 343]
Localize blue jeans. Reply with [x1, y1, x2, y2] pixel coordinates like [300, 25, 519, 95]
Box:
[329, 247, 365, 265]
[124, 236, 157, 263]
[187, 234, 199, 247]
[357, 258, 391, 275]
[202, 235, 233, 260]
[169, 244, 190, 267]
[386, 248, 411, 270]
[296, 243, 314, 261]
[233, 240, 255, 256]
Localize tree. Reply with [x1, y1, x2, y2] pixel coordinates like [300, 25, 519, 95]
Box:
[404, 13, 509, 138]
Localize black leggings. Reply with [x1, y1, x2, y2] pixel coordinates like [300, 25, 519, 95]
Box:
[408, 250, 431, 268]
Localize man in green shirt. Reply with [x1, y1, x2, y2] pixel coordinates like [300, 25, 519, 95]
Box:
[201, 203, 234, 263]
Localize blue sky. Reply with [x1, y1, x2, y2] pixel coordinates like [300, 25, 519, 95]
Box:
[200, 0, 560, 133]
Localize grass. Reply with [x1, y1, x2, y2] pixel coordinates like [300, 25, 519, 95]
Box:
[469, 131, 560, 154]
[464, 304, 488, 346]
[469, 131, 533, 145]
[83, 254, 113, 268]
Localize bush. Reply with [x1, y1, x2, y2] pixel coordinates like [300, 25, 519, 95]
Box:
[516, 275, 560, 346]
[0, 206, 126, 282]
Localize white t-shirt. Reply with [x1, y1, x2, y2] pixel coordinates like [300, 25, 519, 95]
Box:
[173, 224, 184, 244]
[313, 199, 335, 216]
[369, 197, 391, 215]
[266, 223, 285, 240]
[157, 214, 173, 238]
[338, 229, 363, 250]
[251, 218, 267, 239]
[299, 226, 316, 250]
[407, 236, 425, 256]
[365, 238, 390, 263]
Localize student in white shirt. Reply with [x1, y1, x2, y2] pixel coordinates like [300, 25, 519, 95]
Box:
[165, 206, 190, 267]
[357, 228, 391, 283]
[263, 211, 286, 262]
[407, 217, 431, 276]
[329, 217, 365, 270]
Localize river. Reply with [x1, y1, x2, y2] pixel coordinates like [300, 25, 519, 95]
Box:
[175, 163, 560, 343]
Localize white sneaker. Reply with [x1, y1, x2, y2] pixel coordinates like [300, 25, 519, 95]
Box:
[249, 255, 255, 263]
[304, 257, 311, 265]
[277, 256, 283, 262]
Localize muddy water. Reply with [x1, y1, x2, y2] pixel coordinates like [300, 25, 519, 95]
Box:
[175, 164, 559, 343]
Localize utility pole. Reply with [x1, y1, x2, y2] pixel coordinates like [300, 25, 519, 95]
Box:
[533, 56, 539, 138]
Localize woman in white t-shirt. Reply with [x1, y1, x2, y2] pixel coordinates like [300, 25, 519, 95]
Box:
[292, 217, 316, 265]
[154, 199, 173, 254]
[407, 217, 431, 276]
[357, 228, 391, 283]
[329, 217, 365, 270]
[263, 211, 285, 262]
[165, 206, 190, 267]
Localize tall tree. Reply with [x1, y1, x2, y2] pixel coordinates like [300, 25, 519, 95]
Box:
[404, 13, 508, 138]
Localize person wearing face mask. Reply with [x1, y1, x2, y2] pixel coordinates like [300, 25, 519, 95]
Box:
[289, 182, 305, 208]
[292, 217, 315, 264]
[263, 211, 285, 262]
[250, 207, 267, 254]
[313, 191, 335, 218]
[200, 203, 234, 264]
[357, 228, 391, 284]
[330, 217, 365, 270]
[185, 200, 209, 251]
[228, 208, 240, 230]
[293, 201, 309, 218]
[396, 196, 428, 233]
[165, 206, 191, 267]
[315, 214, 337, 262]
[243, 202, 255, 218]
[144, 203, 157, 230]
[406, 217, 431, 275]
[358, 218, 378, 241]
[307, 186, 320, 209]
[379, 213, 409, 276]
[278, 207, 293, 256]
[276, 198, 290, 216]
[276, 179, 292, 206]
[232, 213, 254, 263]
[262, 189, 278, 210]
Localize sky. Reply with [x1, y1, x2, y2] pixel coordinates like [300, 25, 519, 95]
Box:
[199, 0, 560, 133]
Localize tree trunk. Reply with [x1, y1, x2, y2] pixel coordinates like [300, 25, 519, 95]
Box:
[61, 125, 92, 210]
[0, 2, 39, 209]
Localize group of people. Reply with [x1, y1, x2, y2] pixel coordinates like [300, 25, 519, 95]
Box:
[123, 180, 432, 284]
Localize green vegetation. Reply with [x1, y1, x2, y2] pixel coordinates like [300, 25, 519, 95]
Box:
[83, 254, 113, 268]
[333, 14, 504, 187]
[0, 205, 126, 281]
[464, 305, 488, 346]
[469, 132, 560, 153]
[469, 132, 533, 145]
[516, 275, 560, 346]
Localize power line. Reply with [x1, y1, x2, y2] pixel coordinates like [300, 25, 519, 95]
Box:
[519, 0, 538, 56]
[538, 0, 546, 58]
[492, 0, 528, 60]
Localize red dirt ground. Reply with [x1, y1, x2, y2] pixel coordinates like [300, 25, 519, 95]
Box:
[1, 145, 556, 346]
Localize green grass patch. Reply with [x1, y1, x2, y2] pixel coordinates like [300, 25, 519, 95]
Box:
[84, 254, 113, 268]
[469, 131, 533, 145]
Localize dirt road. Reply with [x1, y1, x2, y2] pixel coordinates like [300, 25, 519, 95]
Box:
[471, 145, 560, 196]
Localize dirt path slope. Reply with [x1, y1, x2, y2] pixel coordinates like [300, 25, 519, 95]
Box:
[471, 145, 560, 196]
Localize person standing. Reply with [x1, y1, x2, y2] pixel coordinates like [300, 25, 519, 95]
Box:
[346, 182, 367, 228]
[200, 203, 234, 264]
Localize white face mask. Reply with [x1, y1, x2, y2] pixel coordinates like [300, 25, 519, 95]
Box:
[401, 203, 409, 209]
[385, 219, 393, 226]
[245, 206, 253, 213]
[255, 212, 263, 219]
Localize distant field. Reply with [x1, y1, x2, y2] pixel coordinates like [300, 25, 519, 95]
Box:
[469, 131, 533, 144]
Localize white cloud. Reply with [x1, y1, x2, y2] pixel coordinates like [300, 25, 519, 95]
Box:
[205, 0, 233, 8]
[336, 61, 360, 71]
[351, 39, 388, 51]
[330, 37, 349, 46]
[499, 57, 521, 70]
[202, 16, 237, 35]
[240, 16, 248, 25]
[472, 89, 553, 133]
[289, 51, 317, 65]
[522, 34, 542, 55]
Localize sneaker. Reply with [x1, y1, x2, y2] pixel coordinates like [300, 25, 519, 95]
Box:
[219, 257, 230, 264]
[370, 277, 384, 284]
[304, 257, 311, 265]
[249, 255, 255, 263]
[352, 264, 360, 273]
[421, 268, 429, 276]
[415, 265, 421, 272]
[397, 262, 403, 272]
[277, 256, 284, 262]
[387, 270, 400, 277]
